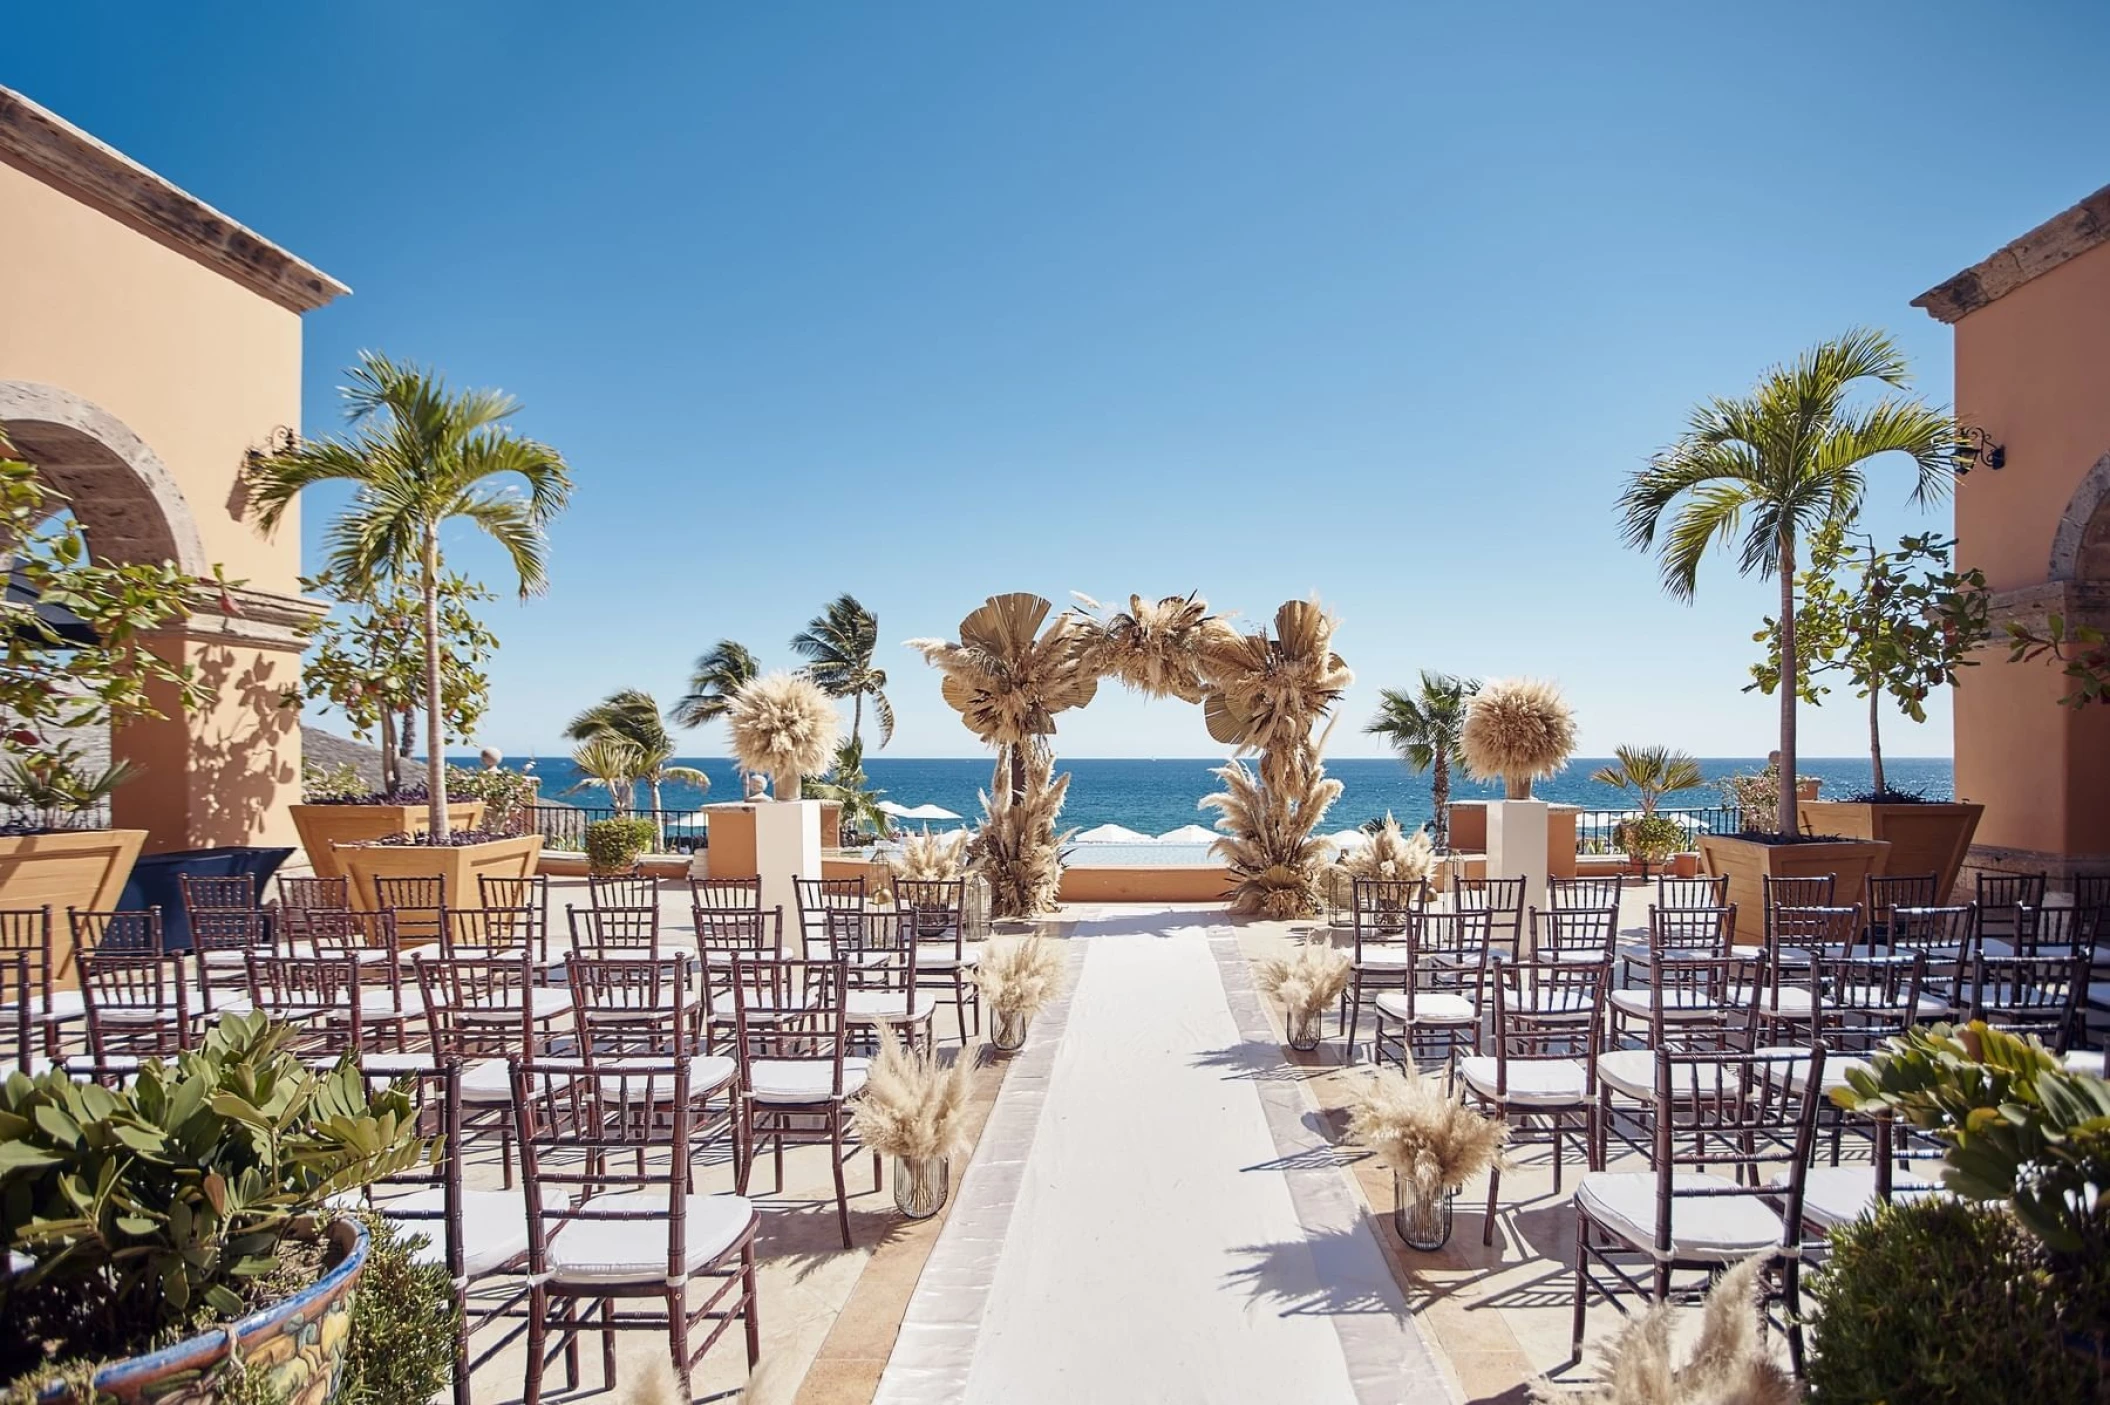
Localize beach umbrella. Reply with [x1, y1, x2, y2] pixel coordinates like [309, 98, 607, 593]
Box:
[1155, 824, 1220, 844]
[1074, 823, 1151, 844]
[877, 801, 915, 818]
[1322, 829, 1370, 850]
[900, 803, 964, 823]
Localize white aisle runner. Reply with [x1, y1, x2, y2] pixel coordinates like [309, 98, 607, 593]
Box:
[876, 913, 1452, 1405]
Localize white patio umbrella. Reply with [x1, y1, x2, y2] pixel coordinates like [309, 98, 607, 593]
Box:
[876, 801, 915, 818]
[899, 803, 964, 823]
[1074, 823, 1152, 844]
[1155, 824, 1220, 845]
[1321, 829, 1370, 850]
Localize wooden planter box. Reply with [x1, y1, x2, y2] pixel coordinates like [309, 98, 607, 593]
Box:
[1798, 801, 1982, 904]
[0, 828, 147, 986]
[291, 801, 486, 880]
[1698, 833, 1890, 945]
[338, 834, 542, 945]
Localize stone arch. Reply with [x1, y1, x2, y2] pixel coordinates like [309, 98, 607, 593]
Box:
[0, 381, 209, 575]
[2049, 447, 2110, 585]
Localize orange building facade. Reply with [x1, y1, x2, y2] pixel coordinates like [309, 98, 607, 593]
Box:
[0, 87, 346, 852]
[1917, 185, 2110, 887]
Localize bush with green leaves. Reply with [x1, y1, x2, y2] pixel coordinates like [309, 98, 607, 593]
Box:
[1835, 1020, 2110, 1252]
[0, 1014, 428, 1380]
[584, 815, 657, 874]
[1806, 1194, 2110, 1403]
[1612, 813, 1689, 867]
[442, 765, 539, 835]
[339, 1214, 459, 1405]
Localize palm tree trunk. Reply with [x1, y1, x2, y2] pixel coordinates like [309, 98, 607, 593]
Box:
[1432, 754, 1450, 850]
[1869, 690, 1886, 796]
[423, 527, 449, 839]
[378, 707, 398, 794]
[1777, 532, 1799, 836]
[649, 776, 665, 849]
[851, 692, 863, 750]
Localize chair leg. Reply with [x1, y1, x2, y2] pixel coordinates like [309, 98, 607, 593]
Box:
[1345, 978, 1363, 1061]
[741, 1238, 762, 1368]
[1569, 1213, 1590, 1364]
[452, 1293, 472, 1405]
[1482, 1160, 1501, 1247]
[1551, 1111, 1564, 1193]
[832, 1120, 853, 1249]
[667, 1286, 692, 1402]
[601, 1298, 617, 1390]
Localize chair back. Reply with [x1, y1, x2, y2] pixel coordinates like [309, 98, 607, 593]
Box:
[415, 953, 541, 1061]
[1647, 904, 1736, 956]
[1656, 874, 1727, 909]
[179, 873, 256, 914]
[1977, 871, 2047, 912]
[1487, 955, 1607, 1092]
[71, 908, 162, 956]
[79, 950, 190, 1060]
[1529, 905, 1616, 962]
[276, 877, 350, 945]
[298, 907, 401, 965]
[567, 955, 698, 1062]
[1760, 874, 1836, 939]
[1638, 951, 1756, 1052]
[795, 876, 866, 952]
[827, 909, 921, 997]
[0, 908, 56, 1003]
[1971, 950, 2087, 1053]
[478, 873, 549, 920]
[2016, 903, 2088, 957]
[730, 955, 849, 1094]
[1398, 908, 1486, 1019]
[1350, 877, 1425, 960]
[1450, 876, 1525, 957]
[691, 877, 764, 912]
[190, 907, 269, 956]
[1768, 904, 1864, 961]
[1548, 876, 1622, 911]
[245, 952, 368, 1058]
[1, 950, 33, 1074]
[357, 1061, 467, 1280]
[896, 878, 967, 955]
[566, 904, 660, 958]
[443, 905, 545, 961]
[1645, 1044, 1828, 1257]
[1813, 951, 1925, 1053]
[374, 875, 446, 945]
[1866, 874, 1939, 937]
[587, 873, 658, 910]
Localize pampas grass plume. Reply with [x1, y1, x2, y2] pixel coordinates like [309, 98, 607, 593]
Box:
[976, 934, 1065, 1018]
[849, 1024, 974, 1162]
[1531, 1256, 1800, 1404]
[1256, 939, 1351, 1023]
[726, 673, 840, 802]
[1346, 1064, 1507, 1208]
[1339, 814, 1435, 886]
[1461, 677, 1577, 799]
[892, 826, 968, 882]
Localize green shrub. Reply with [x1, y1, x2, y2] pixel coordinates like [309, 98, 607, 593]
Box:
[1806, 1195, 2110, 1403]
[1612, 813, 1688, 866]
[0, 1015, 427, 1381]
[340, 1215, 458, 1405]
[584, 816, 656, 875]
[443, 764, 538, 834]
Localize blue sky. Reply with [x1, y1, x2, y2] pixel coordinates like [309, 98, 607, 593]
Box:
[11, 3, 2109, 759]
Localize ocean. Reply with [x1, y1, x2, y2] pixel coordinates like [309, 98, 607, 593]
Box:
[485, 754, 1954, 835]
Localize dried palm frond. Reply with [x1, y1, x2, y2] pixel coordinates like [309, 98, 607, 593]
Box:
[1070, 591, 1234, 704]
[1346, 1064, 1508, 1208]
[907, 592, 1098, 747]
[892, 826, 967, 882]
[1195, 599, 1354, 756]
[1531, 1256, 1800, 1405]
[848, 1023, 975, 1162]
[1461, 676, 1577, 800]
[966, 741, 1073, 918]
[1201, 732, 1343, 919]
[975, 934, 1066, 1018]
[725, 672, 840, 802]
[1338, 814, 1436, 886]
[1255, 939, 1352, 1023]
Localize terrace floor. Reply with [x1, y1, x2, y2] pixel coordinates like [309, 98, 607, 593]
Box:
[456, 882, 1759, 1405]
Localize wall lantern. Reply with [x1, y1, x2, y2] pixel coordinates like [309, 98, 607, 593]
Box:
[243, 425, 299, 469]
[1955, 425, 2005, 474]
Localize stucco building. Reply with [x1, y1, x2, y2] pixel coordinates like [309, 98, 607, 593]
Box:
[0, 85, 345, 853]
[1917, 184, 2110, 887]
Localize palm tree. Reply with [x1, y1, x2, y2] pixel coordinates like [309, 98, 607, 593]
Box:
[252, 352, 571, 838]
[1365, 672, 1480, 849]
[1589, 744, 1705, 816]
[1616, 329, 1952, 834]
[805, 736, 888, 842]
[565, 688, 709, 837]
[673, 640, 759, 730]
[791, 595, 894, 748]
[566, 735, 642, 814]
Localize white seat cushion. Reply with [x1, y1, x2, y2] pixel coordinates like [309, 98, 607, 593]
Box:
[1597, 1049, 1745, 1102]
[1608, 989, 1725, 1022]
[913, 944, 981, 970]
[2064, 1050, 2106, 1078]
[1575, 1171, 1786, 1260]
[460, 1057, 517, 1105]
[594, 1054, 738, 1099]
[1781, 1165, 1939, 1230]
[545, 1190, 753, 1287]
[1354, 948, 1410, 969]
[378, 1186, 561, 1278]
[1373, 991, 1475, 1025]
[1753, 1046, 1870, 1095]
[1729, 986, 1815, 1017]
[747, 1056, 870, 1104]
[28, 991, 86, 1023]
[358, 1051, 440, 1077]
[455, 988, 573, 1022]
[1458, 1055, 1588, 1107]
[843, 991, 935, 1025]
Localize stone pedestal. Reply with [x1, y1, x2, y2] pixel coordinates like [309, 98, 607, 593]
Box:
[1486, 799, 1550, 951]
[754, 800, 822, 955]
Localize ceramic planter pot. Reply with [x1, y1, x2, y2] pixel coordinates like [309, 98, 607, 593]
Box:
[0, 828, 147, 987]
[1697, 833, 1890, 945]
[894, 1155, 950, 1218]
[37, 1219, 367, 1405]
[1798, 801, 1982, 904]
[290, 802, 485, 880]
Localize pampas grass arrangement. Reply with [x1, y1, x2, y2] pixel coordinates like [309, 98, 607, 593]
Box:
[892, 826, 968, 882]
[1071, 591, 1233, 704]
[1531, 1256, 1800, 1405]
[1339, 814, 1436, 886]
[1256, 939, 1351, 1049]
[967, 741, 1072, 919]
[726, 672, 840, 803]
[1347, 1064, 1508, 1211]
[850, 1023, 975, 1163]
[976, 934, 1065, 1049]
[1201, 733, 1344, 919]
[1461, 676, 1577, 800]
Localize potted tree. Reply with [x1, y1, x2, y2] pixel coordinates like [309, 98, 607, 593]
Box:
[250, 354, 567, 903]
[288, 570, 498, 876]
[1754, 521, 1992, 901]
[1618, 330, 1949, 937]
[0, 433, 219, 972]
[1590, 744, 1706, 877]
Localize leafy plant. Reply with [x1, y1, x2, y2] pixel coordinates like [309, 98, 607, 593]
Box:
[1365, 672, 1480, 849]
[444, 765, 539, 834]
[1613, 814, 1689, 869]
[1805, 1195, 2110, 1404]
[1617, 329, 1955, 835]
[0, 743, 136, 832]
[1834, 1020, 2110, 1253]
[0, 1014, 427, 1376]
[1718, 763, 1820, 834]
[0, 437, 219, 815]
[805, 737, 888, 842]
[583, 816, 657, 875]
[250, 352, 572, 841]
[293, 570, 498, 795]
[2008, 614, 2110, 709]
[1748, 522, 1990, 795]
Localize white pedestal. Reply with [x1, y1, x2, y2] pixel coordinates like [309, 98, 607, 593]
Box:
[1486, 799, 1550, 953]
[754, 800, 823, 955]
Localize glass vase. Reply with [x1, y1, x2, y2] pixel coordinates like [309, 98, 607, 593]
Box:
[895, 1155, 950, 1219]
[1284, 1003, 1323, 1051]
[991, 1007, 1031, 1052]
[1392, 1176, 1456, 1251]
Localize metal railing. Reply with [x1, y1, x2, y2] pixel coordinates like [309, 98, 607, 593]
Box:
[1572, 806, 1748, 856]
[526, 804, 710, 854]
